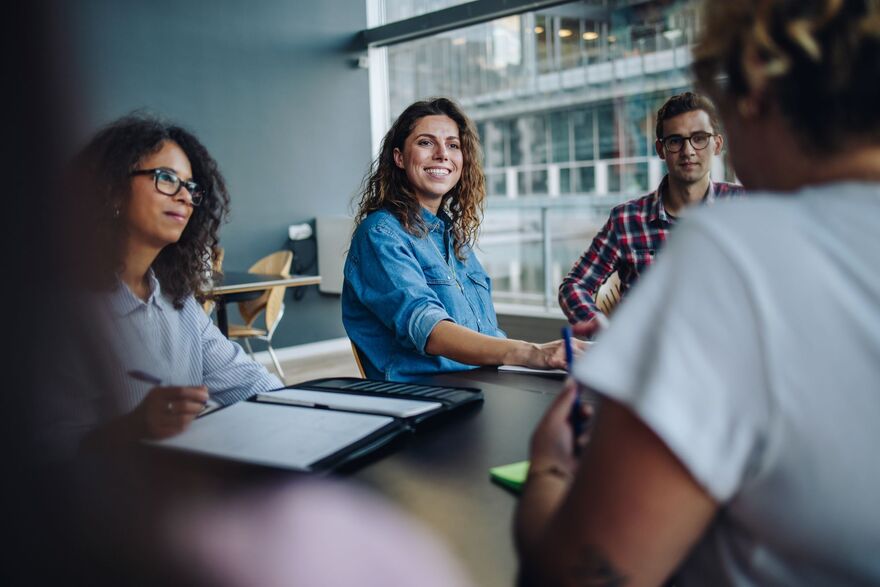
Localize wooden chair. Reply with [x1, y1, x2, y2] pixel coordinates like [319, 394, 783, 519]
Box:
[595, 271, 621, 317]
[228, 250, 293, 379]
[350, 340, 366, 378]
[202, 246, 225, 314]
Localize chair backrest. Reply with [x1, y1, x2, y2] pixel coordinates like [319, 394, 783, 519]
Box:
[595, 271, 621, 317]
[237, 250, 293, 330]
[350, 340, 366, 378]
[213, 246, 225, 272]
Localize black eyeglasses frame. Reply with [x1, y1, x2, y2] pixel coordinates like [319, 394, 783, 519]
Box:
[660, 132, 717, 153]
[130, 168, 204, 207]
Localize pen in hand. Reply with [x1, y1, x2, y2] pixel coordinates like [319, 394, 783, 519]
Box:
[561, 327, 585, 452]
[127, 369, 162, 385]
[128, 370, 210, 409]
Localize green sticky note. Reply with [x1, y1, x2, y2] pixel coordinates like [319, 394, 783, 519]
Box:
[489, 460, 530, 493]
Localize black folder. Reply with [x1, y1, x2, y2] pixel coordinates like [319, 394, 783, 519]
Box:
[260, 377, 484, 426]
[148, 377, 483, 472]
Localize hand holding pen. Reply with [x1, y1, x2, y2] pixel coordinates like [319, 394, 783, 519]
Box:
[526, 323, 601, 485]
[562, 327, 591, 454]
[128, 370, 209, 439]
[527, 377, 591, 486]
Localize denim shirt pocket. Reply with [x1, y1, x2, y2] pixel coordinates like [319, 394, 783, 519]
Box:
[466, 271, 498, 331]
[420, 264, 460, 319]
[423, 264, 456, 286]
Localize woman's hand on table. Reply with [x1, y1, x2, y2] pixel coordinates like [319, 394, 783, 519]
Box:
[518, 337, 589, 370]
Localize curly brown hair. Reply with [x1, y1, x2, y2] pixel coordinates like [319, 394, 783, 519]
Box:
[693, 0, 880, 152]
[73, 113, 230, 309]
[353, 97, 485, 260]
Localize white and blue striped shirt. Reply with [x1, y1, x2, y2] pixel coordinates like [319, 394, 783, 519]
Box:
[107, 272, 283, 412]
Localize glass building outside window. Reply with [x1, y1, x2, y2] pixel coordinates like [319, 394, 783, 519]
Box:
[379, 0, 477, 24]
[369, 0, 734, 313]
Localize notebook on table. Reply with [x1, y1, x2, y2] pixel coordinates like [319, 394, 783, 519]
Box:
[147, 401, 403, 472]
[148, 377, 483, 472]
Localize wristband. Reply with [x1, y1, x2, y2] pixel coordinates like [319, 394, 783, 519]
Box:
[526, 462, 573, 485]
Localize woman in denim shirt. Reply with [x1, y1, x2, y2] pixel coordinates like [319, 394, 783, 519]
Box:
[343, 98, 573, 381]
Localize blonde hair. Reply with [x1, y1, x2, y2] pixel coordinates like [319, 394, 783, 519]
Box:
[354, 98, 485, 260]
[693, 0, 880, 151]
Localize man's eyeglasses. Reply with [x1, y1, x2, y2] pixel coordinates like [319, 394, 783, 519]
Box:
[130, 168, 204, 206]
[660, 132, 717, 153]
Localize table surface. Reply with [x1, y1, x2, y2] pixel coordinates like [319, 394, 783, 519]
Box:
[145, 366, 569, 587]
[210, 271, 321, 295]
[343, 367, 568, 587]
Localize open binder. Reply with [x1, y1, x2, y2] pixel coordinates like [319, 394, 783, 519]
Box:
[148, 377, 483, 472]
[260, 377, 483, 425]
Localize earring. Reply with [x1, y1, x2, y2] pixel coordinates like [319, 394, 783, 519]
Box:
[113, 207, 121, 219]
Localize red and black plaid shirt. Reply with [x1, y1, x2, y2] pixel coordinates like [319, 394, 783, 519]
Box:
[559, 177, 745, 324]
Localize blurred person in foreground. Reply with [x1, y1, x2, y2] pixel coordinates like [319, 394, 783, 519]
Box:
[558, 92, 744, 325]
[4, 8, 473, 586]
[516, 0, 880, 585]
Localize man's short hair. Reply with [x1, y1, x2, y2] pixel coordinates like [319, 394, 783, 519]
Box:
[655, 92, 721, 140]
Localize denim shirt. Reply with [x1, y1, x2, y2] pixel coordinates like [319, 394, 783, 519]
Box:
[342, 207, 505, 381]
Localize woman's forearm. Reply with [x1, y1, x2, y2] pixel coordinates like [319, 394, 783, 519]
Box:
[424, 320, 536, 366]
[425, 320, 568, 369]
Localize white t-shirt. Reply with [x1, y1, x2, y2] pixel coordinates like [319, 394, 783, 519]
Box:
[574, 182, 880, 586]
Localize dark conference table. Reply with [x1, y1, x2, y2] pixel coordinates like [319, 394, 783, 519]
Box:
[145, 367, 571, 587]
[348, 367, 569, 587]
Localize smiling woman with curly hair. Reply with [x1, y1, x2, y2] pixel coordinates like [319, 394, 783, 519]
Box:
[74, 114, 282, 444]
[343, 98, 577, 381]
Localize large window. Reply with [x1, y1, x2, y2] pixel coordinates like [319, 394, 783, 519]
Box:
[380, 0, 477, 24]
[367, 0, 734, 314]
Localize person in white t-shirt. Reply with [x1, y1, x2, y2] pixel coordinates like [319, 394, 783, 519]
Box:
[515, 1, 880, 585]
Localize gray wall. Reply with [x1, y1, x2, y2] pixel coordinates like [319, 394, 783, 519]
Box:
[66, 0, 371, 348]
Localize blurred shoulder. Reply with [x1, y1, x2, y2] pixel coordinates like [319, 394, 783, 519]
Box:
[713, 181, 746, 198]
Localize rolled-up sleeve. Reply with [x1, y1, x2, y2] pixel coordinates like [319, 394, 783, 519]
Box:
[559, 213, 619, 323]
[346, 223, 452, 354]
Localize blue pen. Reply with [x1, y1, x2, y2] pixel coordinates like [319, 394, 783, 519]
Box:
[562, 327, 584, 450]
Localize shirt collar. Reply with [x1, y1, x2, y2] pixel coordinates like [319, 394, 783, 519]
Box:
[649, 176, 671, 224]
[421, 206, 451, 233]
[651, 175, 717, 223]
[108, 270, 169, 317]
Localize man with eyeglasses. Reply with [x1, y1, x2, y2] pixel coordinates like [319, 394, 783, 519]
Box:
[559, 92, 745, 325]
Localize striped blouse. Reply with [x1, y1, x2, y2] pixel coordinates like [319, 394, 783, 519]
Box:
[107, 271, 284, 413]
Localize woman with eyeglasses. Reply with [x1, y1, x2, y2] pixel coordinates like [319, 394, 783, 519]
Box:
[516, 0, 880, 585]
[343, 98, 580, 381]
[69, 114, 282, 446]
